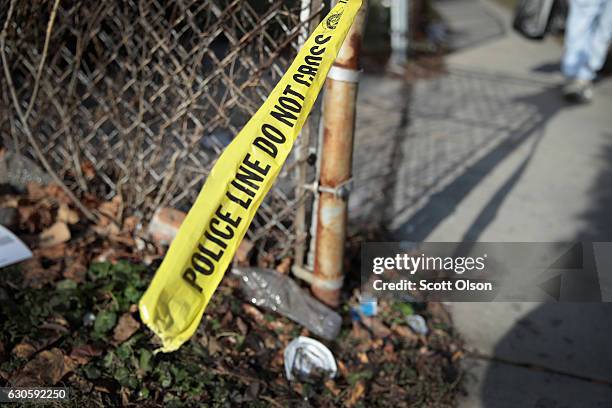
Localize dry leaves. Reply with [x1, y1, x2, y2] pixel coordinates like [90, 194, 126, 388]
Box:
[63, 252, 88, 282]
[69, 344, 102, 365]
[345, 381, 366, 407]
[98, 195, 123, 221]
[12, 343, 37, 359]
[199, 335, 222, 356]
[20, 258, 62, 288]
[57, 203, 79, 224]
[39, 221, 71, 247]
[26, 182, 47, 201]
[257, 252, 275, 268]
[93, 196, 123, 237]
[81, 161, 96, 180]
[12, 348, 76, 387]
[45, 184, 73, 205]
[391, 323, 419, 345]
[360, 316, 392, 338]
[275, 257, 292, 274]
[112, 313, 140, 344]
[235, 239, 254, 266]
[427, 302, 452, 326]
[242, 304, 265, 325]
[1, 181, 159, 292]
[337, 360, 350, 379]
[236, 317, 248, 336]
[325, 379, 341, 397]
[11, 330, 63, 360]
[382, 342, 397, 363]
[357, 351, 369, 364]
[351, 320, 371, 339]
[9, 183, 78, 237]
[36, 243, 67, 260]
[122, 216, 140, 234]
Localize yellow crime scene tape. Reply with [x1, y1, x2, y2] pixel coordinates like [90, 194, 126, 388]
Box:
[139, 0, 363, 352]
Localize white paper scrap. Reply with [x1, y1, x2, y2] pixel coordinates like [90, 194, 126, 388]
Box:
[0, 224, 33, 268]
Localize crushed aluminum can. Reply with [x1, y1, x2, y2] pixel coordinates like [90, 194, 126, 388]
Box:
[406, 314, 428, 335]
[359, 295, 378, 317]
[284, 336, 337, 382]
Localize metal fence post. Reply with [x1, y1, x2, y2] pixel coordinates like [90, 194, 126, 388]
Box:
[389, 0, 409, 68]
[294, 0, 323, 271]
[311, 0, 368, 307]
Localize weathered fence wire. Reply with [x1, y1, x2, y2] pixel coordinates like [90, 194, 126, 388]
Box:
[0, 0, 324, 257]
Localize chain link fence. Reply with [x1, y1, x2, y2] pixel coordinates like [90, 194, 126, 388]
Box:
[0, 0, 324, 257]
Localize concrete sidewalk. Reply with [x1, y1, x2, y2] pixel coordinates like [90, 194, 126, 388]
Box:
[351, 0, 612, 406]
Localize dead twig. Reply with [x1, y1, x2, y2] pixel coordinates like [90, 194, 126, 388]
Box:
[210, 367, 262, 385]
[260, 396, 284, 408]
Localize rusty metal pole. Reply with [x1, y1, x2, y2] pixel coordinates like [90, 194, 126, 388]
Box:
[312, 0, 367, 307]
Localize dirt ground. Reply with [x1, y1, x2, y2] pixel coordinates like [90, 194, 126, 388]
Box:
[0, 182, 465, 407]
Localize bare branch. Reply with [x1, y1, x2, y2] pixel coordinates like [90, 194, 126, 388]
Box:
[0, 0, 97, 223]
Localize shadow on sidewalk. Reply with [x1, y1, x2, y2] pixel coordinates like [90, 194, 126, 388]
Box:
[478, 303, 612, 407]
[390, 70, 568, 242]
[435, 0, 507, 53]
[477, 139, 612, 405]
[574, 137, 612, 241]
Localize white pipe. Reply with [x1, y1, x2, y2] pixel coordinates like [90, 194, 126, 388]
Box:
[390, 0, 409, 65]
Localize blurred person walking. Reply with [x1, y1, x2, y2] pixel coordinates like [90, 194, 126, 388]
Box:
[562, 0, 612, 102]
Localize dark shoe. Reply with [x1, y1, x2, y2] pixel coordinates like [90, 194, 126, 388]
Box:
[563, 79, 593, 103]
